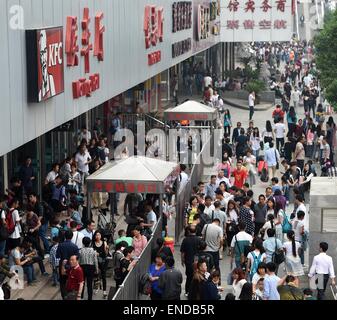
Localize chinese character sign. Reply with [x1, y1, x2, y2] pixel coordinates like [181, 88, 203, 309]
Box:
[144, 5, 164, 49]
[144, 5, 164, 66]
[220, 0, 292, 42]
[65, 7, 105, 99]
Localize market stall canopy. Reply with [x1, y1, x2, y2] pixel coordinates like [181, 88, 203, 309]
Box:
[163, 100, 218, 121]
[86, 156, 179, 194]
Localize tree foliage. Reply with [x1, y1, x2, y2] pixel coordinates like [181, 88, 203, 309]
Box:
[314, 9, 337, 106]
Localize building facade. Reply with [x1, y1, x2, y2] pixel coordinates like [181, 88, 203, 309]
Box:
[0, 0, 234, 195]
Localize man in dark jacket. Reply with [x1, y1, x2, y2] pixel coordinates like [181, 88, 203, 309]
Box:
[158, 257, 183, 300]
[180, 225, 202, 296]
[231, 122, 242, 144]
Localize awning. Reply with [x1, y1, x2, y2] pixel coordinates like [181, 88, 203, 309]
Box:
[86, 156, 179, 194]
[163, 100, 218, 121]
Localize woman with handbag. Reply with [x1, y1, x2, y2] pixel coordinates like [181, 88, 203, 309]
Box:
[282, 230, 304, 286]
[92, 230, 109, 298]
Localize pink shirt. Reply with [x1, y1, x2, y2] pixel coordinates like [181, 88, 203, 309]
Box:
[132, 235, 148, 257]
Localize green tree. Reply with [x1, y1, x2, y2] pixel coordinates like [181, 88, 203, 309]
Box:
[314, 10, 337, 108]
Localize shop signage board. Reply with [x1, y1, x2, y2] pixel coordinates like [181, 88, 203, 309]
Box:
[193, 0, 221, 54]
[144, 4, 164, 66]
[220, 0, 293, 42]
[66, 8, 105, 99]
[26, 27, 64, 103]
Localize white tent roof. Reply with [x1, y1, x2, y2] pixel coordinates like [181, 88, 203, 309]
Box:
[86, 156, 179, 193]
[164, 100, 217, 121]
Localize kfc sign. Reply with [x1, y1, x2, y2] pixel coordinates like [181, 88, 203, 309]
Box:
[144, 5, 164, 66]
[66, 8, 105, 99]
[26, 27, 64, 103]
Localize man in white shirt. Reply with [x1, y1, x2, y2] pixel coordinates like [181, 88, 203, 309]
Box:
[75, 145, 92, 192]
[178, 164, 189, 193]
[70, 221, 84, 249]
[204, 75, 212, 89]
[216, 170, 231, 188]
[141, 203, 157, 233]
[274, 120, 285, 152]
[7, 199, 22, 250]
[45, 163, 60, 185]
[203, 196, 215, 218]
[295, 194, 307, 216]
[248, 91, 255, 121]
[308, 242, 336, 300]
[80, 220, 96, 240]
[78, 126, 92, 146]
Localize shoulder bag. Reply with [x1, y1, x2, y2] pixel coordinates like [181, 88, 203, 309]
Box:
[272, 237, 285, 265]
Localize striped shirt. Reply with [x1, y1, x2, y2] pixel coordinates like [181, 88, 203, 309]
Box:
[79, 247, 99, 273]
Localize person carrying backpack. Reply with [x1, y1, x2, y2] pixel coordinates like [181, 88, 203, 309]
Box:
[6, 199, 22, 252]
[113, 241, 128, 288]
[247, 239, 266, 281]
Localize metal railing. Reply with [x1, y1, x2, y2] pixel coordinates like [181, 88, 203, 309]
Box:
[175, 136, 212, 244]
[121, 113, 169, 134]
[112, 217, 162, 300]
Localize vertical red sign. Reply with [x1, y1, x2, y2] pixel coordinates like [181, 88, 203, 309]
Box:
[94, 12, 105, 61]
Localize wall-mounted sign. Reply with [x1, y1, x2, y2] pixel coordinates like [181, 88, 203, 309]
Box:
[197, 5, 210, 41]
[220, 0, 293, 42]
[172, 38, 192, 58]
[26, 27, 64, 103]
[65, 8, 105, 99]
[172, 2, 192, 33]
[144, 5, 164, 66]
[148, 51, 162, 65]
[210, 2, 217, 20]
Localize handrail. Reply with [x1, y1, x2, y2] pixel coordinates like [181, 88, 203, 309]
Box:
[112, 217, 162, 300]
[144, 114, 170, 129]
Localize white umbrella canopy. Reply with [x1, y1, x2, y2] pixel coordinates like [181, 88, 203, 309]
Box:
[86, 156, 179, 194]
[163, 100, 218, 121]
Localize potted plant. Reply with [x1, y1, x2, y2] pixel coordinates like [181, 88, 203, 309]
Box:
[245, 80, 266, 105]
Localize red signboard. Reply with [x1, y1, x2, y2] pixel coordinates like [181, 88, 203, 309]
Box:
[144, 5, 163, 66]
[166, 113, 209, 121]
[66, 7, 105, 99]
[91, 182, 159, 194]
[26, 27, 64, 103]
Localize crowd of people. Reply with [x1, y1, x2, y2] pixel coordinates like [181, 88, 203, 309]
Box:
[177, 40, 336, 301]
[0, 39, 336, 301]
[0, 111, 176, 300]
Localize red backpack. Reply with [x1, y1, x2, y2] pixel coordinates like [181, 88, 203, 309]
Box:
[6, 208, 16, 235]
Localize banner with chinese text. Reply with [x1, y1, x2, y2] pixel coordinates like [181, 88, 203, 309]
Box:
[220, 0, 292, 42]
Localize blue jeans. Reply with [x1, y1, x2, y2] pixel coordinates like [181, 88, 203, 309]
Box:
[39, 222, 50, 253]
[23, 264, 36, 284]
[0, 240, 6, 256]
[253, 149, 260, 161]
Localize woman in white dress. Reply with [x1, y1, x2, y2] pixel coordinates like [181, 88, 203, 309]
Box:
[282, 230, 304, 286]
